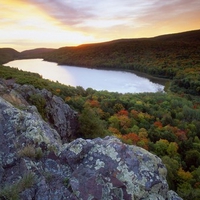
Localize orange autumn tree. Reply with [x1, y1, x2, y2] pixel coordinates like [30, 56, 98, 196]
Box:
[154, 121, 163, 128]
[108, 127, 121, 136]
[130, 109, 139, 120]
[117, 109, 129, 116]
[121, 133, 139, 145]
[109, 109, 132, 134]
[86, 99, 100, 108]
[118, 115, 131, 133]
[138, 128, 149, 150]
[117, 109, 131, 133]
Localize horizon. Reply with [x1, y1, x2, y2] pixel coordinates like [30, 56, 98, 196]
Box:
[1, 0, 200, 51]
[2, 28, 200, 53]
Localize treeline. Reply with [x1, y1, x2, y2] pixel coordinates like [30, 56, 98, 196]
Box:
[0, 65, 200, 199]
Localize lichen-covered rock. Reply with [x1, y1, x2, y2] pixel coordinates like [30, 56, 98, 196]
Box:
[42, 90, 78, 142]
[0, 82, 182, 200]
[13, 84, 78, 142]
[59, 137, 176, 200]
[1, 81, 79, 142]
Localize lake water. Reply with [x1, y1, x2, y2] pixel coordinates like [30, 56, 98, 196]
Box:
[4, 59, 164, 93]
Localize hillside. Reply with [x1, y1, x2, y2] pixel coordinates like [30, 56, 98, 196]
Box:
[20, 48, 56, 59]
[152, 29, 200, 42]
[42, 29, 200, 72]
[0, 48, 20, 64]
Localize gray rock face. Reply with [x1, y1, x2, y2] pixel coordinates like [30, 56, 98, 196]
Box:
[60, 137, 168, 200]
[2, 81, 78, 142]
[0, 82, 182, 200]
[43, 91, 78, 142]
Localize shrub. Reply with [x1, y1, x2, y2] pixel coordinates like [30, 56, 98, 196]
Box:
[18, 145, 43, 160]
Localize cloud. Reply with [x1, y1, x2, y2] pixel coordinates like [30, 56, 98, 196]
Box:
[24, 0, 200, 31]
[1, 0, 199, 51]
[135, 0, 200, 24]
[23, 0, 95, 26]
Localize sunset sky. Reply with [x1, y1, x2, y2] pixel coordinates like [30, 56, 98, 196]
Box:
[0, 0, 200, 51]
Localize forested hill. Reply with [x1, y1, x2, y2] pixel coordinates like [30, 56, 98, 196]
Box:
[152, 29, 200, 42]
[0, 48, 20, 64]
[0, 47, 55, 63]
[20, 48, 55, 59]
[42, 29, 200, 75]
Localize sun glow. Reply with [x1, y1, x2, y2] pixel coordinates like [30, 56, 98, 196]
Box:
[0, 0, 96, 51]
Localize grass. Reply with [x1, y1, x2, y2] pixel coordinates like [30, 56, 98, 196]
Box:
[18, 145, 43, 160]
[0, 172, 36, 200]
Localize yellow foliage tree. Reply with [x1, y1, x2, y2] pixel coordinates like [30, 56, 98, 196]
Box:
[177, 168, 193, 182]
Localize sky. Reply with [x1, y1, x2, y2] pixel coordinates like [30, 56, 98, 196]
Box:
[0, 0, 200, 51]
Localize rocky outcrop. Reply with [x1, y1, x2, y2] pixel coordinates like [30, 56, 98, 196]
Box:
[60, 137, 170, 200]
[0, 89, 182, 199]
[1, 80, 78, 142]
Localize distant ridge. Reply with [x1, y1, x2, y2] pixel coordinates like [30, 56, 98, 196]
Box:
[152, 29, 200, 42]
[0, 48, 20, 64]
[39, 29, 200, 76]
[2, 29, 196, 58]
[20, 48, 56, 59]
[71, 29, 200, 48]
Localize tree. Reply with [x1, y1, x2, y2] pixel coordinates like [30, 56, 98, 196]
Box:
[161, 113, 173, 126]
[177, 168, 193, 182]
[137, 138, 149, 150]
[121, 133, 139, 145]
[118, 115, 131, 133]
[109, 115, 120, 129]
[162, 156, 179, 190]
[86, 99, 100, 108]
[185, 150, 200, 169]
[138, 128, 148, 138]
[154, 121, 163, 128]
[154, 139, 169, 157]
[78, 106, 107, 139]
[177, 182, 193, 200]
[113, 103, 124, 113]
[167, 142, 178, 157]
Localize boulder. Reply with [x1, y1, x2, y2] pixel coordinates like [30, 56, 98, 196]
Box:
[59, 137, 181, 200]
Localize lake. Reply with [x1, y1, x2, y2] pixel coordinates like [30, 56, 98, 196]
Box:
[4, 59, 164, 93]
